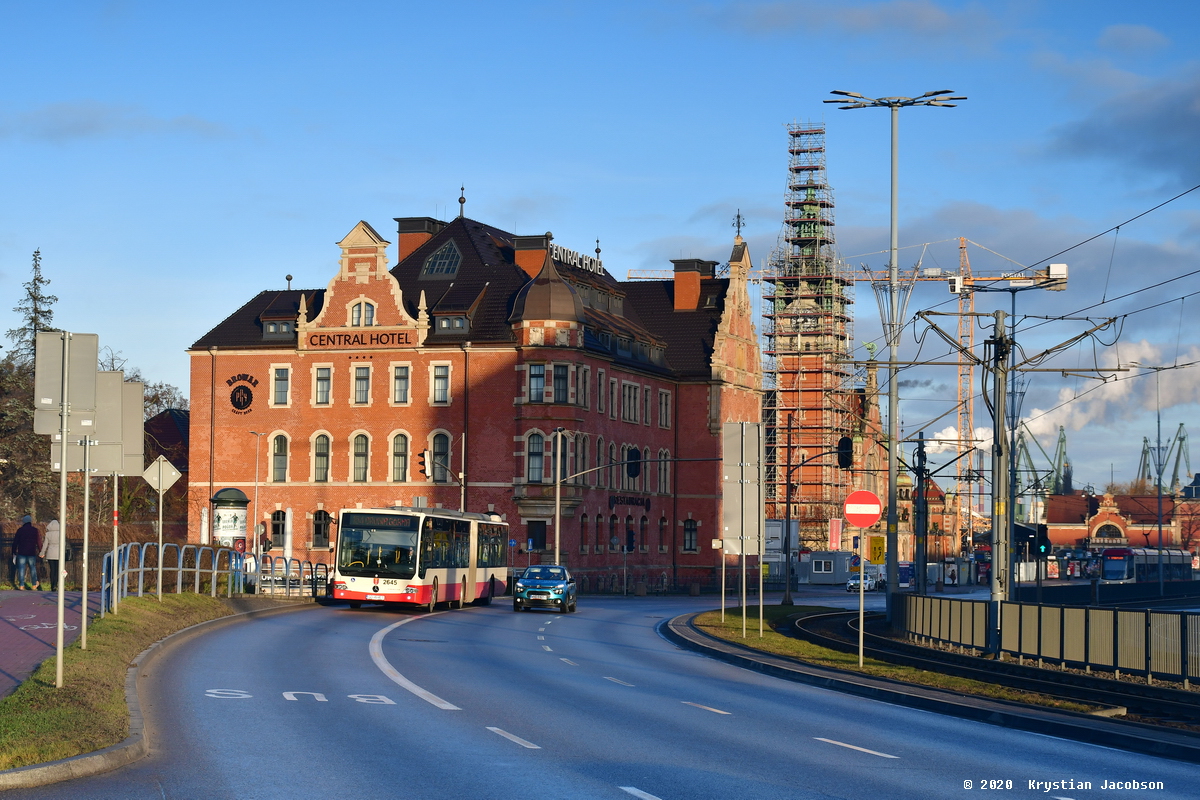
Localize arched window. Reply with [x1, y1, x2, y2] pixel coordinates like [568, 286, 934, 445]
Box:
[609, 514, 618, 551]
[642, 447, 650, 492]
[595, 515, 603, 550]
[527, 433, 544, 483]
[625, 515, 635, 551]
[579, 514, 588, 554]
[576, 436, 588, 485]
[596, 437, 605, 488]
[392, 434, 408, 482]
[272, 435, 288, 482]
[351, 301, 375, 327]
[640, 515, 648, 550]
[609, 442, 616, 489]
[313, 435, 329, 483]
[313, 510, 331, 548]
[659, 516, 667, 550]
[271, 510, 286, 547]
[353, 434, 369, 482]
[432, 433, 450, 483]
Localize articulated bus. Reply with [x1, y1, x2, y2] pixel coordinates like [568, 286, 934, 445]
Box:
[1100, 547, 1194, 584]
[331, 507, 508, 610]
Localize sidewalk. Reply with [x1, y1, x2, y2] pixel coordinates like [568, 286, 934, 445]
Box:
[0, 589, 100, 699]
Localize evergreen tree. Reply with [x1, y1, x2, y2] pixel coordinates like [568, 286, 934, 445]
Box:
[6, 249, 58, 364]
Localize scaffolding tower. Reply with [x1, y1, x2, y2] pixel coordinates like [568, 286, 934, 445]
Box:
[762, 123, 855, 546]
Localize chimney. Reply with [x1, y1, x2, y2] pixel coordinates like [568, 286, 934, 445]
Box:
[671, 258, 717, 311]
[513, 233, 551, 279]
[395, 217, 446, 262]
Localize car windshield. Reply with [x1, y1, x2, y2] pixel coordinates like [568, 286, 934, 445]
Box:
[523, 567, 567, 581]
[338, 517, 419, 578]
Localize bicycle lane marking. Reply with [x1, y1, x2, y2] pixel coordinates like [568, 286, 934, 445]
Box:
[369, 614, 461, 710]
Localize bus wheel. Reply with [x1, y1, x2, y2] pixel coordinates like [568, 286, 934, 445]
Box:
[454, 578, 466, 609]
[348, 602, 361, 609]
[426, 579, 438, 613]
[479, 577, 493, 606]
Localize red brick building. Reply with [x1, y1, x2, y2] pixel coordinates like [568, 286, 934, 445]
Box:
[187, 215, 761, 588]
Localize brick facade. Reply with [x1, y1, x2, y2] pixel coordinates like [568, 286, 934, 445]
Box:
[188, 216, 761, 588]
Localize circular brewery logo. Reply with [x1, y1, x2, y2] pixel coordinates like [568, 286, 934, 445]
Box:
[230, 385, 253, 412]
[226, 373, 259, 415]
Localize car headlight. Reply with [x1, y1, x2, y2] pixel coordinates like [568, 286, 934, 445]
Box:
[556, 583, 567, 591]
[516, 582, 527, 590]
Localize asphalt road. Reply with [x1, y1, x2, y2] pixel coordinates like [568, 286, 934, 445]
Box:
[6, 590, 1195, 799]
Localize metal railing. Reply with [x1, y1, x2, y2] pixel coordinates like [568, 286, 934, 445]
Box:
[253, 555, 328, 599]
[903, 594, 1198, 685]
[100, 542, 243, 615]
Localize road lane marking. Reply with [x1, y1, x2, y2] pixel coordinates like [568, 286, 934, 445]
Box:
[539, 627, 546, 632]
[369, 616, 461, 711]
[487, 727, 541, 749]
[538, 635, 545, 640]
[814, 738, 899, 758]
[542, 645, 553, 651]
[619, 788, 662, 800]
[560, 658, 577, 665]
[605, 677, 634, 686]
[682, 701, 730, 715]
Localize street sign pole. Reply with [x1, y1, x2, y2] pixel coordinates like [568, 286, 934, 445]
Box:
[55, 333, 70, 689]
[141, 456, 182, 602]
[844, 490, 883, 667]
[80, 438, 92, 649]
[157, 457, 164, 600]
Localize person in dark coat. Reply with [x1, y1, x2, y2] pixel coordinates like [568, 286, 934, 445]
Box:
[12, 515, 42, 590]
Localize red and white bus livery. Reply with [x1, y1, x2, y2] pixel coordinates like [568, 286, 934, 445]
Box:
[331, 507, 508, 610]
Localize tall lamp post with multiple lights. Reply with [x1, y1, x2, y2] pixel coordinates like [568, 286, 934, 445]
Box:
[825, 89, 966, 618]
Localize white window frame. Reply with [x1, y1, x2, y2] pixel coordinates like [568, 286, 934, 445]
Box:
[312, 364, 333, 407]
[643, 384, 651, 426]
[390, 362, 412, 406]
[597, 369, 605, 414]
[813, 560, 834, 574]
[269, 364, 292, 407]
[350, 363, 373, 406]
[429, 362, 453, 406]
[621, 381, 639, 423]
[389, 430, 410, 482]
[348, 430, 372, 483]
[311, 431, 332, 483]
[609, 378, 618, 420]
[658, 390, 671, 429]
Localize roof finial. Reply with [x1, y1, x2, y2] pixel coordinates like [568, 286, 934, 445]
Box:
[458, 186, 465, 218]
[732, 209, 745, 238]
[595, 239, 601, 259]
[286, 274, 293, 290]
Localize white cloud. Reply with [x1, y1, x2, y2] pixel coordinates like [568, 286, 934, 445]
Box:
[1097, 23, 1170, 55]
[0, 101, 225, 142]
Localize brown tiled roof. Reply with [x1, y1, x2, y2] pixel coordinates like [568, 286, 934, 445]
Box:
[621, 278, 727, 379]
[1045, 494, 1096, 524]
[191, 290, 324, 350]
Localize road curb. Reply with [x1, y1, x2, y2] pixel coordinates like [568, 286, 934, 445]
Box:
[660, 611, 1200, 765]
[0, 600, 318, 791]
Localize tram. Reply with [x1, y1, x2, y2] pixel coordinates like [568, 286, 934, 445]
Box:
[1099, 547, 1193, 584]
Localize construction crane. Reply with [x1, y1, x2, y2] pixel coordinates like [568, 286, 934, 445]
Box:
[1138, 423, 1191, 492]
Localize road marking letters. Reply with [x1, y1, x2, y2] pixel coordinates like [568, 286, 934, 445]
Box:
[560, 658, 577, 665]
[542, 645, 553, 651]
[619, 788, 662, 800]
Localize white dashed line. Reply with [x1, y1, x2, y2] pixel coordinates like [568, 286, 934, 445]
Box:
[538, 635, 545, 640]
[619, 787, 662, 800]
[369, 617, 461, 711]
[542, 645, 553, 651]
[487, 727, 541, 749]
[560, 658, 578, 665]
[682, 701, 730, 715]
[604, 677, 634, 686]
[539, 627, 546, 632]
[814, 738, 899, 758]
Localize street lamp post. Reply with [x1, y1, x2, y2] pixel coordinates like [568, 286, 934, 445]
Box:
[250, 431, 265, 563]
[825, 89, 966, 619]
[552, 427, 565, 566]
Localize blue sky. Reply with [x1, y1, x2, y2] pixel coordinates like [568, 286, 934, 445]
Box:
[2, 0, 1199, 490]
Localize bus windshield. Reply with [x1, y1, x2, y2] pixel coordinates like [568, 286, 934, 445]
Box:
[338, 515, 419, 578]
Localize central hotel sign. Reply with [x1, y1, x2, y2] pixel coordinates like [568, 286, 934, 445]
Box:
[305, 329, 417, 349]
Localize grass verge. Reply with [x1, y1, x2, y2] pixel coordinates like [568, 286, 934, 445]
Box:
[0, 594, 234, 771]
[694, 605, 1098, 714]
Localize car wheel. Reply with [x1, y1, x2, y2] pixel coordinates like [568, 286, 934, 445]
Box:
[348, 601, 361, 609]
[427, 579, 438, 613]
[569, 598, 577, 613]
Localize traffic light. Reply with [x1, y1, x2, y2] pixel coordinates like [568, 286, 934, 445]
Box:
[626, 449, 641, 478]
[417, 449, 431, 479]
[1036, 524, 1050, 556]
[836, 436, 853, 469]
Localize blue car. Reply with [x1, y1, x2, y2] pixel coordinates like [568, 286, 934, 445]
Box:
[513, 565, 577, 613]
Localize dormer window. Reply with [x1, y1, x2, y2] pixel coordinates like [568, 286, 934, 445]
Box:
[262, 318, 294, 341]
[422, 241, 461, 277]
[351, 302, 375, 327]
[436, 316, 468, 331]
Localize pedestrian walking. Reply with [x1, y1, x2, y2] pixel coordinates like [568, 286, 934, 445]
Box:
[11, 515, 42, 590]
[39, 519, 62, 591]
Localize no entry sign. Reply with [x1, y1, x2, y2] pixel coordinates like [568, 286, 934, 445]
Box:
[844, 490, 882, 528]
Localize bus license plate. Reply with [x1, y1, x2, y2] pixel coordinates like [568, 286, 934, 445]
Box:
[366, 594, 385, 600]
